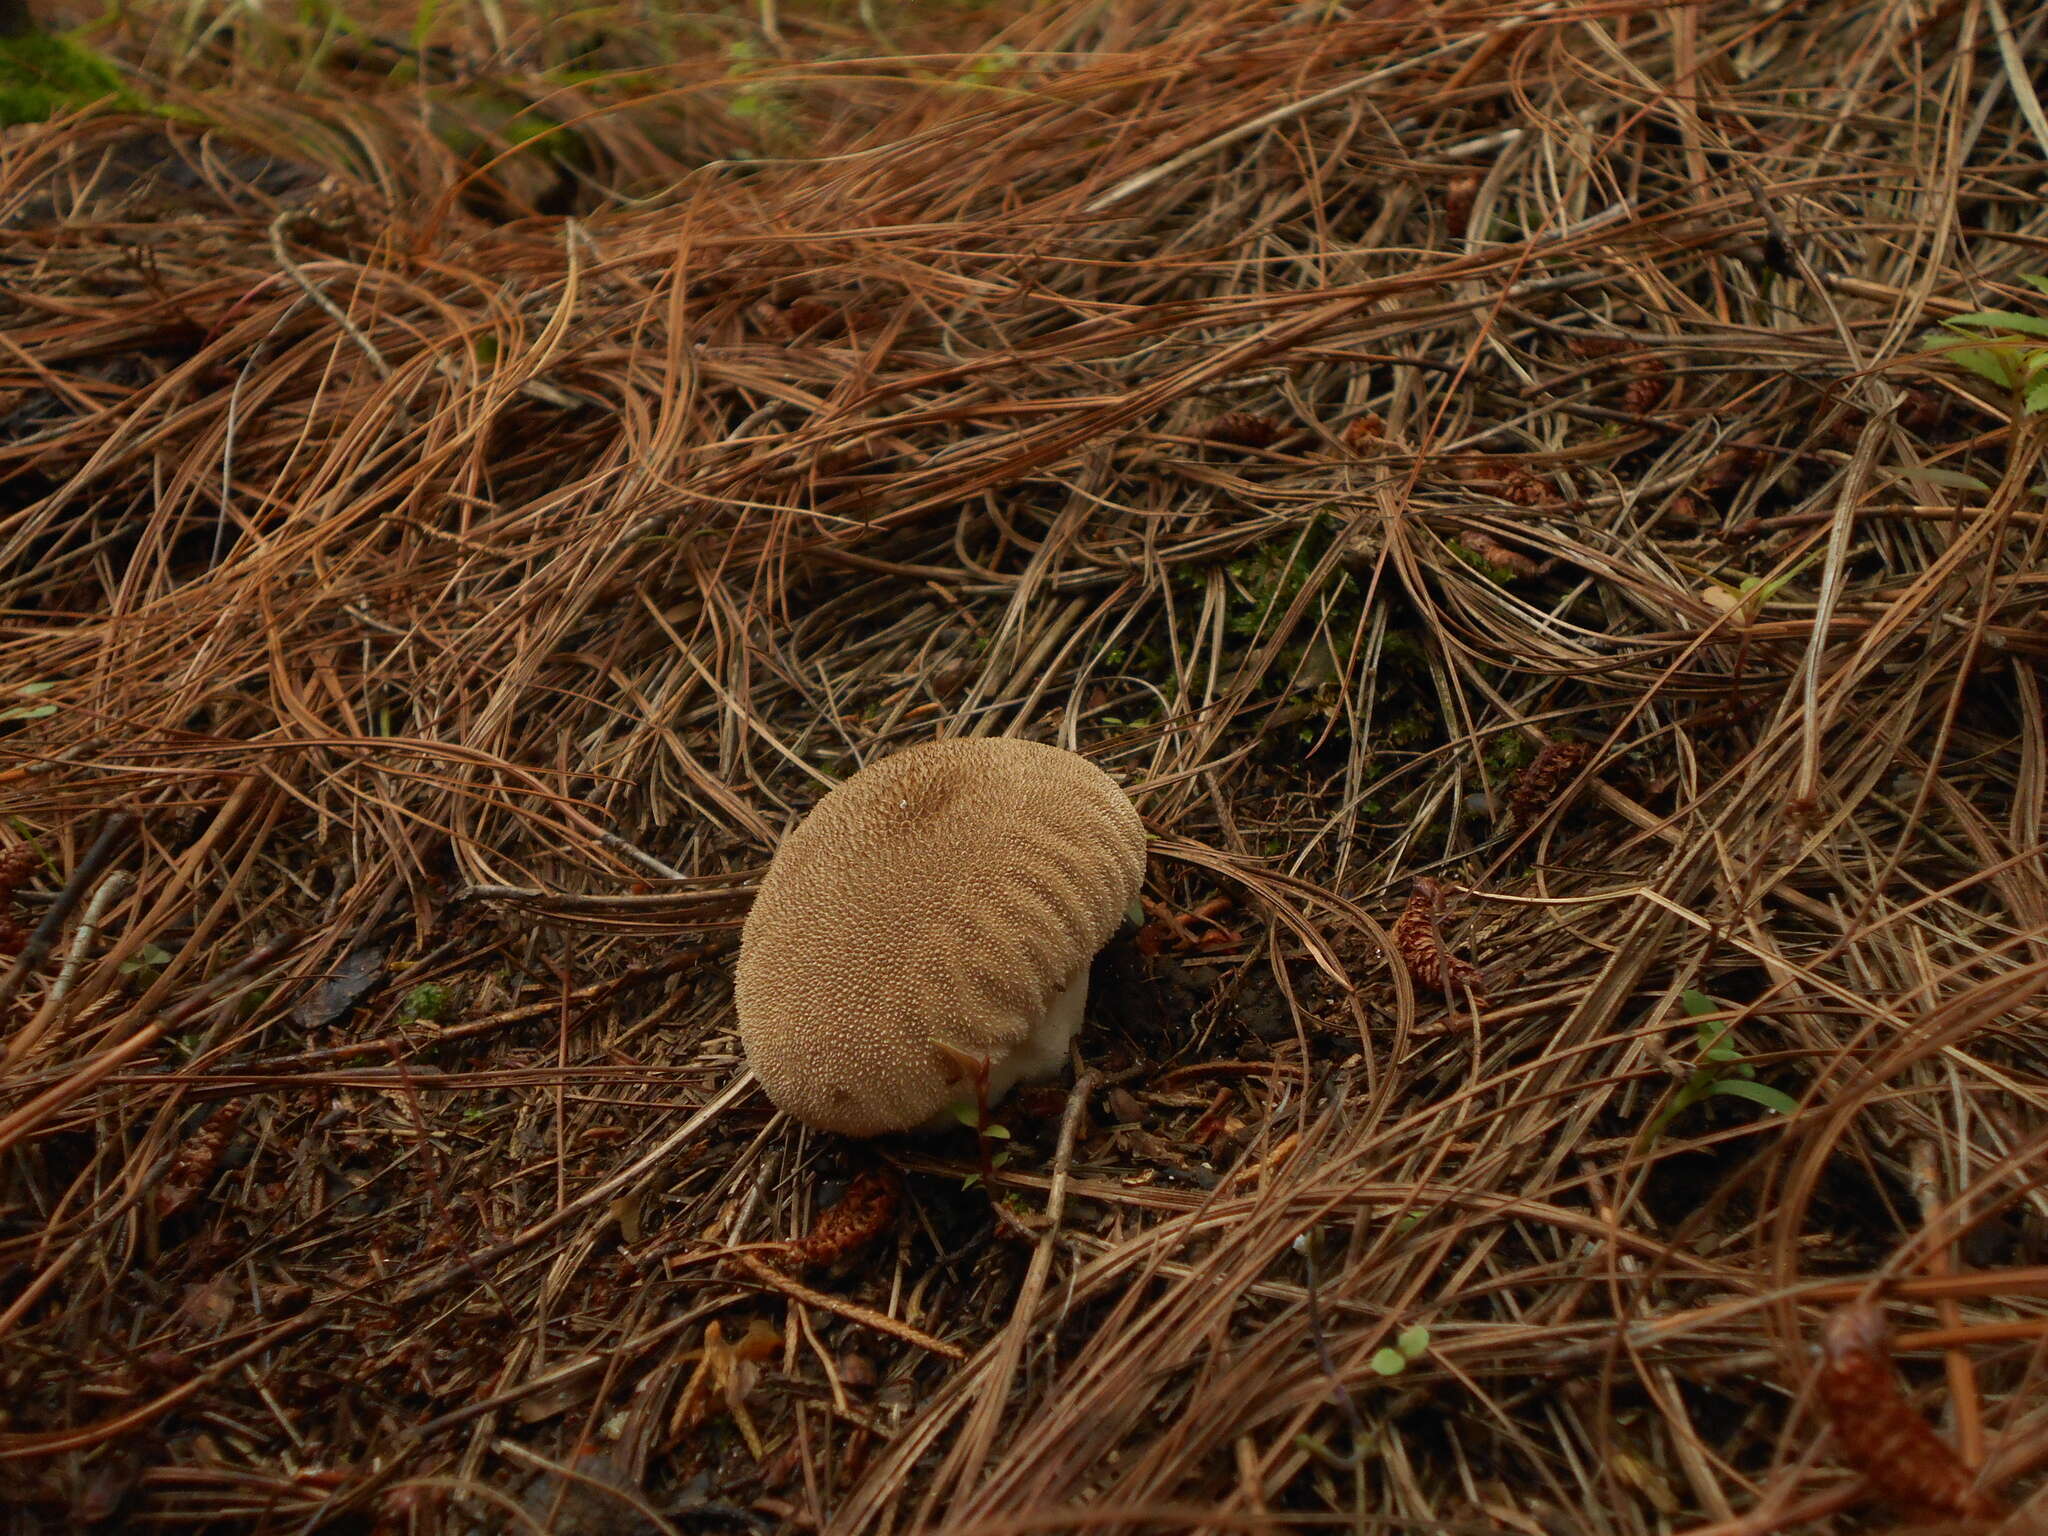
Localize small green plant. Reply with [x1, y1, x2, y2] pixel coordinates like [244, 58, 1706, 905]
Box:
[0, 682, 57, 724]
[953, 1100, 1011, 1189]
[1702, 550, 1819, 622]
[1223, 513, 1335, 642]
[1919, 277, 2048, 417]
[398, 983, 453, 1023]
[119, 942, 174, 979]
[0, 34, 135, 126]
[724, 40, 799, 149]
[1642, 990, 1797, 1147]
[958, 44, 1019, 88]
[1369, 1325, 1431, 1376]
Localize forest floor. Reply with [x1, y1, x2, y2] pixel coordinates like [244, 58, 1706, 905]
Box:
[4, 1, 2048, 1531]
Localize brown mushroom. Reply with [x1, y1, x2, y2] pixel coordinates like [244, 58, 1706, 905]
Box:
[735, 737, 1146, 1137]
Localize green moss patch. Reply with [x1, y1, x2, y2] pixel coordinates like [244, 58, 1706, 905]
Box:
[0, 33, 136, 126]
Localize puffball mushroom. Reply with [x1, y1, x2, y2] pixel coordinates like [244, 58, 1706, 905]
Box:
[735, 737, 1146, 1137]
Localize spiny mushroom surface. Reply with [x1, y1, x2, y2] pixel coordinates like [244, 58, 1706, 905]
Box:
[735, 737, 1146, 1137]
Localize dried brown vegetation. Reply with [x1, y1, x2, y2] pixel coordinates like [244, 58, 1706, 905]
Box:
[5, 0, 2048, 1531]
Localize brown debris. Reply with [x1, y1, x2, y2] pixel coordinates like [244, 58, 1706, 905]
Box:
[773, 1167, 901, 1271]
[1506, 740, 1595, 832]
[1494, 468, 1559, 508]
[1339, 413, 1387, 452]
[1135, 894, 1242, 956]
[1899, 387, 1948, 434]
[1661, 490, 1710, 528]
[666, 1318, 783, 1455]
[1444, 174, 1480, 238]
[1700, 443, 1767, 493]
[1458, 529, 1556, 579]
[155, 1104, 248, 1220]
[1391, 877, 1485, 1010]
[1203, 411, 1285, 448]
[1567, 334, 1628, 359]
[1451, 456, 1559, 508]
[1816, 1301, 2004, 1522]
[1623, 357, 1670, 415]
[0, 844, 35, 958]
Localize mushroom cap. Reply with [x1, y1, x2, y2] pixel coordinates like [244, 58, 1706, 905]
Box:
[735, 737, 1146, 1137]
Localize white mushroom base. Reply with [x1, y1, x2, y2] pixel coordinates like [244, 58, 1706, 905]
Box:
[922, 970, 1089, 1132]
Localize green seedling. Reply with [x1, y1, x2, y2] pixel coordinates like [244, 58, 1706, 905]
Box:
[1641, 990, 1797, 1148]
[1919, 276, 2048, 417]
[952, 1099, 1012, 1189]
[0, 682, 57, 724]
[1369, 1324, 1431, 1376]
[119, 942, 174, 978]
[1702, 550, 1819, 622]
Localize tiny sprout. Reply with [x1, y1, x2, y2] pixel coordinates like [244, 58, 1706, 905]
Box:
[0, 681, 58, 724]
[952, 1101, 1011, 1138]
[1370, 1325, 1431, 1376]
[119, 942, 174, 977]
[959, 1144, 1011, 1190]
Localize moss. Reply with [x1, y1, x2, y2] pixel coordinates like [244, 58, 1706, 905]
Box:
[1223, 511, 1338, 642]
[399, 983, 455, 1023]
[1487, 733, 1537, 775]
[431, 86, 588, 167]
[0, 33, 136, 126]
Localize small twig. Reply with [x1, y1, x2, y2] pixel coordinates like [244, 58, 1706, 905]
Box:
[596, 831, 687, 882]
[0, 812, 137, 1027]
[1299, 1233, 1370, 1453]
[43, 870, 133, 1011]
[733, 1254, 964, 1361]
[1908, 1141, 1985, 1468]
[4, 869, 138, 1068]
[947, 1070, 1101, 1490]
[268, 212, 392, 380]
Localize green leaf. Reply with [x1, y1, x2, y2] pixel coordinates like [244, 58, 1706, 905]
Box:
[1397, 1325, 1430, 1359]
[1946, 309, 2048, 339]
[119, 942, 175, 976]
[1370, 1348, 1408, 1376]
[1895, 466, 1992, 492]
[0, 704, 57, 722]
[1707, 1078, 1798, 1114]
[1679, 989, 1718, 1018]
[951, 1102, 1010, 1137]
[1954, 349, 2025, 389]
[2021, 275, 2048, 297]
[14, 682, 56, 696]
[2027, 375, 2048, 416]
